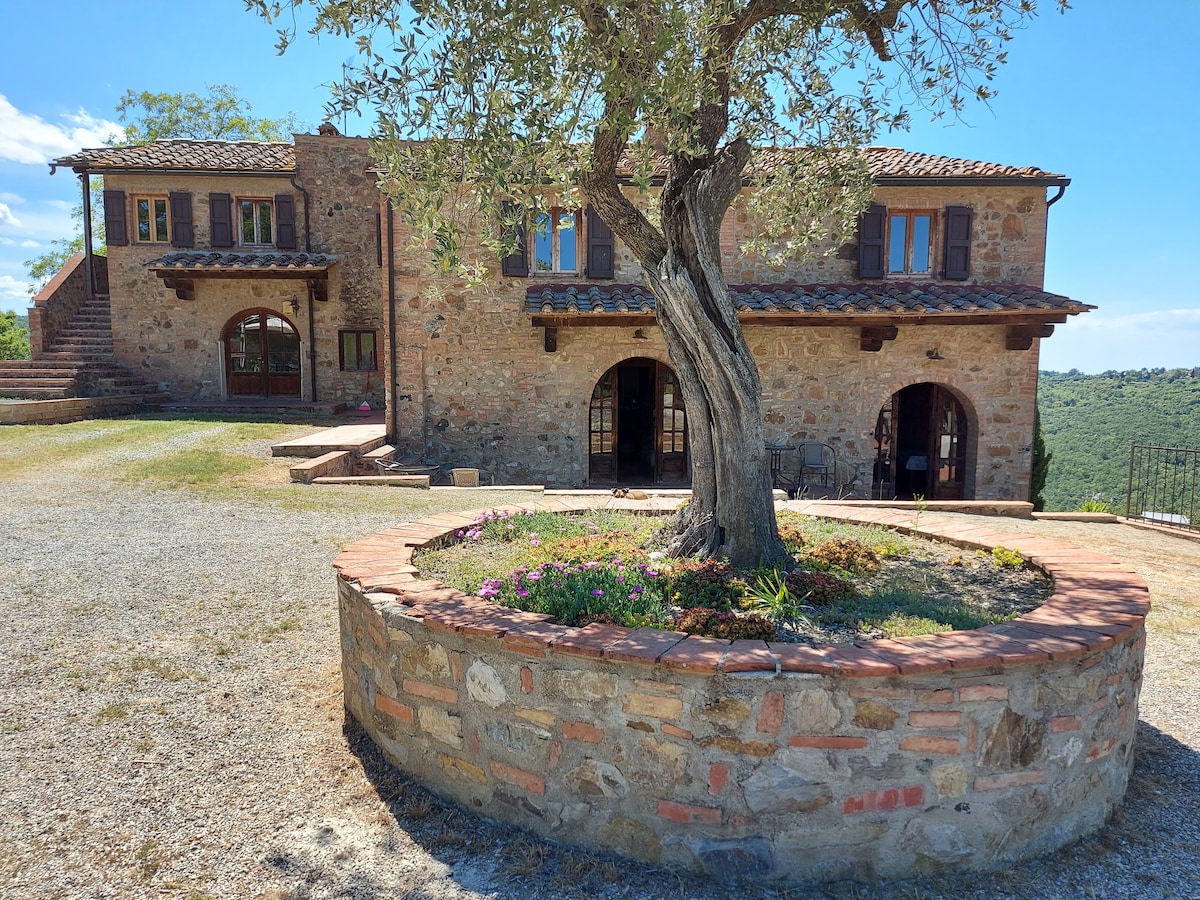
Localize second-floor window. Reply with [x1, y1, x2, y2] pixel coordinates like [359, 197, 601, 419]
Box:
[858, 204, 972, 281]
[888, 211, 933, 276]
[136, 197, 170, 243]
[240, 199, 273, 245]
[533, 209, 579, 274]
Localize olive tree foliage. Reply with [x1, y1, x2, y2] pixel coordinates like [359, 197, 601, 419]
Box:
[26, 86, 296, 294]
[251, 0, 1063, 568]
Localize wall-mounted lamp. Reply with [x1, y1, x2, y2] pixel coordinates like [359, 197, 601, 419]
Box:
[287, 294, 301, 315]
[632, 327, 649, 341]
[926, 349, 944, 360]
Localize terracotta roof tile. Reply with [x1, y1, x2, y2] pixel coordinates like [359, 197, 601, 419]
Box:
[145, 251, 335, 271]
[52, 140, 1059, 182]
[526, 283, 1093, 318]
[52, 140, 295, 173]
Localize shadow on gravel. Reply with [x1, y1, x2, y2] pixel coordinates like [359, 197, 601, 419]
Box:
[328, 713, 1200, 900]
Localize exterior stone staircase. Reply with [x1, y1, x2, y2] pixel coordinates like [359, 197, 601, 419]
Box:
[0, 294, 161, 401]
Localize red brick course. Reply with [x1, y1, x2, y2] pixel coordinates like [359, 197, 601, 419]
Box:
[334, 502, 1149, 684]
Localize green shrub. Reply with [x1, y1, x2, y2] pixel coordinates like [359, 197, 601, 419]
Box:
[783, 570, 855, 606]
[482, 559, 668, 629]
[674, 607, 776, 641]
[662, 560, 747, 611]
[804, 538, 881, 574]
[989, 546, 1024, 569]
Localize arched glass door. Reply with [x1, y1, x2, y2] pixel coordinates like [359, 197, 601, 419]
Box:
[874, 383, 968, 500]
[225, 310, 301, 397]
[589, 358, 687, 485]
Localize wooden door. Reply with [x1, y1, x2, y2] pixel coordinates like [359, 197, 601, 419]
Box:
[226, 311, 300, 398]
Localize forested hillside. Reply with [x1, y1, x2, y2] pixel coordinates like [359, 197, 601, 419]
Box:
[1038, 368, 1200, 511]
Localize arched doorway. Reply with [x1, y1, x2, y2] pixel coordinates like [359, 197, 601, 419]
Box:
[874, 383, 969, 500]
[223, 310, 301, 398]
[589, 358, 687, 485]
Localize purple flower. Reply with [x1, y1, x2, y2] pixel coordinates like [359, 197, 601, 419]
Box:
[615, 576, 625, 582]
[629, 593, 640, 601]
[456, 529, 464, 538]
[592, 589, 604, 596]
[527, 572, 541, 582]
[517, 589, 531, 598]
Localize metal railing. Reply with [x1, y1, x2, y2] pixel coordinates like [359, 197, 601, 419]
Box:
[1126, 444, 1200, 533]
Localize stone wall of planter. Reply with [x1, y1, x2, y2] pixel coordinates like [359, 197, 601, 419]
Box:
[334, 500, 1147, 884]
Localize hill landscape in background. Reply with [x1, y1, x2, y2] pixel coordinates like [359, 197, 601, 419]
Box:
[1038, 368, 1200, 512]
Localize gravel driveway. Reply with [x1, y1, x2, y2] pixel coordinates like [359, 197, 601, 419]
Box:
[1, 422, 1197, 899]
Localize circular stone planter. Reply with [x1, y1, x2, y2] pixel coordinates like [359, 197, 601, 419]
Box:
[333, 500, 1148, 884]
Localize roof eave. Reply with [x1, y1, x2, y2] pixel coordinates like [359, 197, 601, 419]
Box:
[874, 176, 1071, 188]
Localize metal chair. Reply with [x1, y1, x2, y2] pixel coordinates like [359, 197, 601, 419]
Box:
[796, 441, 835, 488]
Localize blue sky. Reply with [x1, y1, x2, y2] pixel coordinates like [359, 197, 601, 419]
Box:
[1, 1, 1195, 374]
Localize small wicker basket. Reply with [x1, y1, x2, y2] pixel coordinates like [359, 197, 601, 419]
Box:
[450, 468, 479, 487]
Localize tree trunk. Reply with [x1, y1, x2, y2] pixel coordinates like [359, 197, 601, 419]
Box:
[646, 172, 789, 570]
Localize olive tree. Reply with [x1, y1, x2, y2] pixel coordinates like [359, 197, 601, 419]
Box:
[251, 0, 1062, 568]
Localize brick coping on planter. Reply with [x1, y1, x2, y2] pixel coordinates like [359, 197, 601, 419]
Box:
[333, 498, 1149, 882]
[333, 498, 1150, 678]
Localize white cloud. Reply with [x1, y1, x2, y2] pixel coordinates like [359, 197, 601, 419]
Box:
[0, 201, 22, 228]
[1068, 308, 1200, 332]
[0, 274, 32, 306]
[0, 94, 123, 165]
[20, 240, 38, 248]
[1041, 310, 1200, 373]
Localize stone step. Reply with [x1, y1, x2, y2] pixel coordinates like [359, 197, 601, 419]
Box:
[0, 386, 75, 400]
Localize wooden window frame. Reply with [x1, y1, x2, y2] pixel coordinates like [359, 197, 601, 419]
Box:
[339, 329, 378, 372]
[238, 198, 274, 246]
[134, 196, 171, 244]
[532, 208, 581, 275]
[886, 210, 936, 277]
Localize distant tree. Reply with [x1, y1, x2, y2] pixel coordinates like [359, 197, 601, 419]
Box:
[1030, 406, 1051, 512]
[114, 85, 297, 144]
[25, 85, 298, 294]
[0, 311, 31, 360]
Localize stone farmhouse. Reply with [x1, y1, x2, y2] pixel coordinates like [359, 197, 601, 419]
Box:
[32, 132, 1092, 499]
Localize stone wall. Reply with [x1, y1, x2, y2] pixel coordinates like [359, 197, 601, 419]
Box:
[385, 182, 1048, 495]
[334, 501, 1147, 884]
[101, 139, 386, 406]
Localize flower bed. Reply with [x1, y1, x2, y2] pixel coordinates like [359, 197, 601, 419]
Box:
[416, 507, 1051, 644]
[334, 500, 1147, 884]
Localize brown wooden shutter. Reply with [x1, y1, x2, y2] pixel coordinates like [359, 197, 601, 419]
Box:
[275, 193, 297, 249]
[585, 205, 614, 278]
[943, 205, 973, 280]
[102, 190, 127, 247]
[209, 193, 233, 248]
[857, 203, 886, 278]
[169, 192, 194, 248]
[500, 203, 528, 277]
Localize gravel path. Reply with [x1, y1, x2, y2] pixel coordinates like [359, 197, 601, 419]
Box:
[1, 426, 1197, 899]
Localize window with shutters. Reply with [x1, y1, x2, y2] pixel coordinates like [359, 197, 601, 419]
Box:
[239, 199, 274, 245]
[858, 204, 972, 281]
[533, 209, 579, 274]
[887, 211, 934, 276]
[135, 196, 171, 243]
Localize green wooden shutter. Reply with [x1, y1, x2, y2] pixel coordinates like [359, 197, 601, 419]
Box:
[209, 193, 233, 248]
[102, 190, 127, 247]
[275, 193, 297, 249]
[857, 204, 886, 278]
[169, 192, 194, 248]
[943, 206, 973, 280]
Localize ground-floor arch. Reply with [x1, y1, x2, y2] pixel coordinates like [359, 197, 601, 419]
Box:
[223, 309, 301, 398]
[588, 357, 687, 485]
[874, 382, 970, 500]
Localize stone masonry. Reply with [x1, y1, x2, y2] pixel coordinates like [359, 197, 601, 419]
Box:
[334, 501, 1147, 884]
